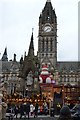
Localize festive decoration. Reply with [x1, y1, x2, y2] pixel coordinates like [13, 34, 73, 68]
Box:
[39, 64, 56, 84]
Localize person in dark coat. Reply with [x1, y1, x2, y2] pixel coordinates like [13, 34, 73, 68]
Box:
[20, 104, 24, 118]
[34, 102, 38, 118]
[14, 105, 19, 118]
[58, 105, 73, 120]
[6, 106, 14, 120]
[26, 102, 30, 119]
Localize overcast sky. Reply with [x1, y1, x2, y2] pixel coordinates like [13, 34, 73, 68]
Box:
[0, 0, 79, 61]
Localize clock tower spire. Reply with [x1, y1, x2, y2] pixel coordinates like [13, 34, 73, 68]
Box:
[38, 0, 57, 69]
[47, 0, 51, 2]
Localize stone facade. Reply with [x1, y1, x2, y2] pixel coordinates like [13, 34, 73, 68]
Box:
[0, 0, 80, 98]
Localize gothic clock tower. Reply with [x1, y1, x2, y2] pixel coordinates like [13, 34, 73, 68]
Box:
[38, 0, 57, 69]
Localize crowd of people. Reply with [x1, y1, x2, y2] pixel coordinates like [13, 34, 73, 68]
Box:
[6, 101, 48, 119]
[3, 100, 80, 120]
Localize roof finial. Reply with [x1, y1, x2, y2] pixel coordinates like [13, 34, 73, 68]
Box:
[32, 28, 34, 33]
[47, 0, 51, 2]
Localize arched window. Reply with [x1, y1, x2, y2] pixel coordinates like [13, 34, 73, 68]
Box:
[50, 38, 52, 51]
[42, 39, 44, 52]
[46, 39, 48, 52]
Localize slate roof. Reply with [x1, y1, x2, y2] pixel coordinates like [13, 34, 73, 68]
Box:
[0, 61, 20, 73]
[57, 61, 80, 72]
[0, 60, 80, 74]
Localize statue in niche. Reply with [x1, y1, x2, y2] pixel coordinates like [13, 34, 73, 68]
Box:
[26, 71, 33, 85]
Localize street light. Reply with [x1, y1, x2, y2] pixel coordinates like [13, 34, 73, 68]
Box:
[62, 84, 65, 105]
[25, 88, 28, 97]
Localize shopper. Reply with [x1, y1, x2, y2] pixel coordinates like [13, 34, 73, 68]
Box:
[34, 102, 38, 118]
[26, 102, 30, 119]
[58, 105, 73, 120]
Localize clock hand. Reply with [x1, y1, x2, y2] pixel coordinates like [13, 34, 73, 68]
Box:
[46, 28, 50, 31]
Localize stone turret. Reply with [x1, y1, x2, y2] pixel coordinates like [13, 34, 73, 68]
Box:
[13, 54, 16, 62]
[1, 47, 8, 61]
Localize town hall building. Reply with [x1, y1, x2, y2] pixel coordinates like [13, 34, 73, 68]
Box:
[0, 0, 80, 106]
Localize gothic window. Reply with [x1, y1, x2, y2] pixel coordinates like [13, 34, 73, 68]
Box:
[42, 54, 44, 57]
[42, 39, 44, 52]
[76, 77, 79, 82]
[65, 75, 68, 82]
[70, 77, 73, 82]
[59, 75, 61, 82]
[14, 84, 16, 92]
[39, 40, 41, 52]
[46, 53, 48, 57]
[55, 40, 57, 48]
[73, 76, 76, 82]
[50, 53, 52, 57]
[62, 77, 64, 82]
[47, 10, 49, 16]
[69, 65, 74, 72]
[12, 74, 15, 80]
[50, 38, 52, 52]
[64, 76, 66, 82]
[46, 39, 48, 52]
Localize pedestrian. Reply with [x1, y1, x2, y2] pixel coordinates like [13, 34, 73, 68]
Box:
[57, 103, 61, 115]
[14, 105, 19, 118]
[26, 102, 30, 119]
[6, 106, 14, 120]
[58, 105, 73, 120]
[34, 102, 38, 118]
[30, 103, 34, 116]
[43, 102, 48, 115]
[20, 103, 24, 118]
[2, 99, 7, 119]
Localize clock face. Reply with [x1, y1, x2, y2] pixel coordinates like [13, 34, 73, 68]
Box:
[44, 25, 51, 32]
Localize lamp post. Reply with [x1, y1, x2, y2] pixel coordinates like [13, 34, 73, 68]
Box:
[25, 88, 28, 97]
[48, 98, 51, 115]
[62, 84, 65, 105]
